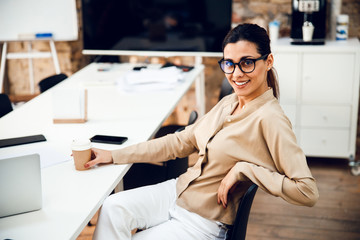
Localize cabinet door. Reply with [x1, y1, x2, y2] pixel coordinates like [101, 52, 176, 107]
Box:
[302, 53, 355, 104]
[273, 52, 298, 105]
[300, 105, 351, 127]
[300, 129, 350, 157]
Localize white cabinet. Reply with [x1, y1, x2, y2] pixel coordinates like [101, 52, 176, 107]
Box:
[272, 38, 360, 161]
[302, 53, 354, 104]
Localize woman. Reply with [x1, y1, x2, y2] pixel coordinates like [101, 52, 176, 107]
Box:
[86, 23, 319, 240]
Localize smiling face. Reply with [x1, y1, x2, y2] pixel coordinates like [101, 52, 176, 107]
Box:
[223, 40, 273, 105]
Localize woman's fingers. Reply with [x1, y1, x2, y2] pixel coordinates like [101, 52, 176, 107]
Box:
[84, 148, 113, 169]
[217, 183, 229, 208]
[217, 167, 239, 208]
[84, 158, 99, 168]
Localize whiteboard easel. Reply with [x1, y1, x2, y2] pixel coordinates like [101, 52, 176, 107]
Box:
[0, 0, 78, 94]
[0, 40, 60, 94]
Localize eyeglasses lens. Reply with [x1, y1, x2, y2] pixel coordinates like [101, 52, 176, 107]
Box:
[220, 60, 234, 73]
[240, 60, 255, 73]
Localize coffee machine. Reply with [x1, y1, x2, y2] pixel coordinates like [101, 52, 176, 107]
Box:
[290, 0, 327, 45]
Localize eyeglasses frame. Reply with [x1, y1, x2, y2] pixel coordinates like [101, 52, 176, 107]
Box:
[218, 54, 269, 74]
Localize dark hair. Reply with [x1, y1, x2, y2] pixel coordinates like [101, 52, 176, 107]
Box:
[222, 23, 279, 99]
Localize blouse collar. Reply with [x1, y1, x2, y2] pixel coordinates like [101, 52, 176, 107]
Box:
[226, 89, 276, 117]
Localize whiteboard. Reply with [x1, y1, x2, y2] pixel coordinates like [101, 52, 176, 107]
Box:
[0, 0, 78, 42]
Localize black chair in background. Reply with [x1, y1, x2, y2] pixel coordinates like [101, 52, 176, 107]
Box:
[155, 110, 198, 139]
[219, 77, 233, 101]
[123, 110, 198, 190]
[228, 184, 258, 240]
[154, 77, 229, 141]
[38, 73, 68, 93]
[0, 93, 13, 118]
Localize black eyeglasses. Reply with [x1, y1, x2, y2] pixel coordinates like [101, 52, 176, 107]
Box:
[218, 54, 269, 74]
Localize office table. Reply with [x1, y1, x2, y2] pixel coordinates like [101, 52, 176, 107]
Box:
[0, 63, 205, 240]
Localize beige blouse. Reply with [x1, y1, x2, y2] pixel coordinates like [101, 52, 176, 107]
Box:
[112, 89, 319, 225]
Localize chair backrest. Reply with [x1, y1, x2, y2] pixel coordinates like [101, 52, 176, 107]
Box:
[219, 77, 233, 101]
[228, 184, 258, 240]
[0, 93, 13, 118]
[187, 110, 198, 125]
[174, 110, 198, 133]
[38, 73, 68, 93]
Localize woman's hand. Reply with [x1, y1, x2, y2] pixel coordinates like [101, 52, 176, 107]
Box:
[84, 148, 113, 169]
[217, 167, 239, 208]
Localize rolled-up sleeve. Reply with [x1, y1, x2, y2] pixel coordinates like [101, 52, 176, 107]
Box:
[232, 161, 318, 206]
[231, 107, 319, 207]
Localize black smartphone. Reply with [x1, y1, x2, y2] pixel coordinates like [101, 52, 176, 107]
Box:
[90, 135, 128, 145]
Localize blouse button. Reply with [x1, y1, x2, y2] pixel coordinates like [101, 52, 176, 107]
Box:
[227, 118, 231, 122]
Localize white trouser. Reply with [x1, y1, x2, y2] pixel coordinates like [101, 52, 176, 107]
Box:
[93, 179, 229, 240]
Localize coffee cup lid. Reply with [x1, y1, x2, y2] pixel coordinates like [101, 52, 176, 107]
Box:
[71, 139, 92, 151]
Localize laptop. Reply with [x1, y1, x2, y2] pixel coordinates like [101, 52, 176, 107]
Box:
[0, 154, 42, 218]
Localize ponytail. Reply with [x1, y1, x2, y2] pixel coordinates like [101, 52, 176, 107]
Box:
[267, 68, 279, 99]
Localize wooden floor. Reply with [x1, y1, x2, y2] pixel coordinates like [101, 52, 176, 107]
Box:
[77, 157, 360, 240]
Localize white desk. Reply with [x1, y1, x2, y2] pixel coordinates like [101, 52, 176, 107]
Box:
[0, 63, 204, 240]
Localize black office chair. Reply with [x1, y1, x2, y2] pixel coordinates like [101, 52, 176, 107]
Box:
[227, 183, 258, 240]
[0, 93, 13, 118]
[38, 73, 68, 93]
[154, 110, 198, 139]
[219, 77, 233, 101]
[123, 110, 198, 190]
[154, 76, 228, 140]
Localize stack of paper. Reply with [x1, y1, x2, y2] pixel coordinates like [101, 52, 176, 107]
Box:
[122, 66, 184, 92]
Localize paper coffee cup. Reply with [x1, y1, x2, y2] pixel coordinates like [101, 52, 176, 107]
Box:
[302, 22, 314, 42]
[71, 139, 92, 171]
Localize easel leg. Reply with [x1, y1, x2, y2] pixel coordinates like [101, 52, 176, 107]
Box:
[50, 40, 60, 74]
[0, 40, 61, 95]
[0, 42, 8, 93]
[27, 42, 35, 94]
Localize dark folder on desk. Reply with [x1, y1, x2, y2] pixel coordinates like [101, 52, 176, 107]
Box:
[0, 134, 46, 148]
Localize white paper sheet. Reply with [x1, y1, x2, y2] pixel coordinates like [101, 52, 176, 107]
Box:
[0, 143, 71, 169]
[120, 66, 184, 92]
